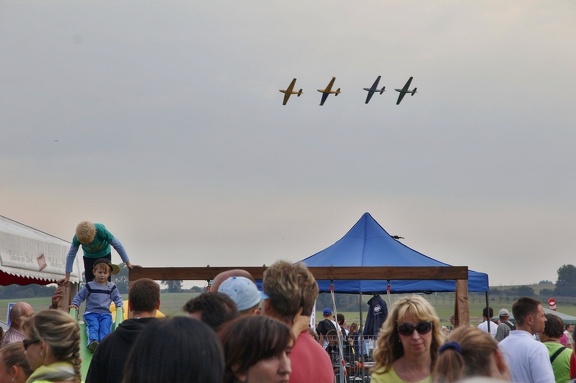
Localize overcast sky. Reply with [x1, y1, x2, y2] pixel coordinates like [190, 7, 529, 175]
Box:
[1, 0, 575, 287]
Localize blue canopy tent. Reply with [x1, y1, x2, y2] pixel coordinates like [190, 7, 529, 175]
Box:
[300, 212, 489, 294]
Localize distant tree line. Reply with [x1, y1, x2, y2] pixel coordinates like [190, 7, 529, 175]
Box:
[0, 284, 56, 299]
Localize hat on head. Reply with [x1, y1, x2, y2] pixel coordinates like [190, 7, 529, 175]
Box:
[499, 308, 510, 317]
[93, 258, 120, 275]
[323, 308, 332, 316]
[218, 276, 264, 311]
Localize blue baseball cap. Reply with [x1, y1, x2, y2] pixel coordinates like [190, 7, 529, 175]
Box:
[323, 308, 332, 316]
[218, 276, 266, 311]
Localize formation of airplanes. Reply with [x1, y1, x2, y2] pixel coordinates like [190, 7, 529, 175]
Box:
[279, 76, 417, 106]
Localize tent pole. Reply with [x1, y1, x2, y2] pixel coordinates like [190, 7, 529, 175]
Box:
[359, 291, 364, 382]
[485, 292, 490, 334]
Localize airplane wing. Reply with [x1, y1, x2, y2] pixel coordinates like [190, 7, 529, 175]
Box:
[286, 78, 296, 94]
[281, 78, 297, 105]
[365, 76, 381, 104]
[365, 92, 374, 104]
[323, 77, 336, 93]
[320, 91, 329, 106]
[371, 76, 381, 92]
[396, 77, 413, 105]
[396, 92, 406, 105]
[318, 77, 336, 106]
[402, 77, 413, 93]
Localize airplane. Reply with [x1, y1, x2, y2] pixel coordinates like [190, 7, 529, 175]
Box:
[363, 75, 385, 104]
[279, 78, 303, 105]
[317, 77, 341, 106]
[395, 77, 417, 105]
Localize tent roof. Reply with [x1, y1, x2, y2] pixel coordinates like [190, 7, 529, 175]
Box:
[0, 215, 80, 285]
[300, 212, 489, 293]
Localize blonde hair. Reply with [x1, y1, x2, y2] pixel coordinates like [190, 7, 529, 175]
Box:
[433, 327, 502, 383]
[372, 295, 443, 373]
[76, 221, 96, 244]
[22, 310, 81, 383]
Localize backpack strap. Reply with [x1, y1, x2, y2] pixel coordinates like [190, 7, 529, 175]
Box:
[505, 321, 515, 330]
[550, 346, 566, 364]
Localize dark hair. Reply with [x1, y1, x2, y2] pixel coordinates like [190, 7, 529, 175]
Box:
[337, 313, 345, 325]
[482, 307, 494, 319]
[512, 297, 541, 325]
[433, 326, 501, 383]
[183, 292, 238, 332]
[220, 315, 292, 383]
[129, 278, 160, 313]
[543, 313, 564, 338]
[326, 329, 338, 337]
[123, 317, 224, 383]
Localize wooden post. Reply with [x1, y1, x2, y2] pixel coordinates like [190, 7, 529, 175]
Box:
[454, 279, 469, 327]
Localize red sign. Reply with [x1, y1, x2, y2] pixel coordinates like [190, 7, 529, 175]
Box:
[548, 298, 557, 311]
[37, 253, 47, 272]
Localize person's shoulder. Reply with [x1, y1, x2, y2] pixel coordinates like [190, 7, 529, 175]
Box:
[95, 223, 113, 237]
[295, 332, 328, 353]
[498, 332, 516, 346]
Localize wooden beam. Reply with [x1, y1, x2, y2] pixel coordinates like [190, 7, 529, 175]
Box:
[127, 265, 472, 324]
[128, 266, 468, 281]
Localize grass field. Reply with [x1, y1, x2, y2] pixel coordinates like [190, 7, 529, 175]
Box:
[4, 291, 576, 328]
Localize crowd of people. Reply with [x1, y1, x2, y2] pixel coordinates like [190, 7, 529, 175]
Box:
[4, 278, 576, 383]
[2, 221, 576, 383]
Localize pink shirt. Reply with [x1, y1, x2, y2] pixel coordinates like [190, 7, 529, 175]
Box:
[290, 331, 334, 383]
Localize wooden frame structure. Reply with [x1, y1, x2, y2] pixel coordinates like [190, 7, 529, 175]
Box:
[129, 265, 470, 326]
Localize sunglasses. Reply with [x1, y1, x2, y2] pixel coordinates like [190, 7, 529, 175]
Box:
[22, 338, 40, 350]
[397, 321, 433, 336]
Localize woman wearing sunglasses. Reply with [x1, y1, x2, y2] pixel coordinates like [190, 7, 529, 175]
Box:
[371, 295, 443, 383]
[21, 310, 81, 383]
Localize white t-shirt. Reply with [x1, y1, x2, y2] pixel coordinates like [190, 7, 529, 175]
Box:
[499, 330, 555, 383]
[477, 320, 498, 338]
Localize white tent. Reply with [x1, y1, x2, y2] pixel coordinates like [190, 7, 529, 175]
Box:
[0, 215, 80, 285]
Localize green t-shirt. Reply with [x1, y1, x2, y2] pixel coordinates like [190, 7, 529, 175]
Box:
[544, 342, 572, 383]
[72, 223, 114, 258]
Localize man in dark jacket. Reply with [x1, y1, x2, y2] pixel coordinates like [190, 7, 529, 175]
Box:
[86, 278, 161, 383]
